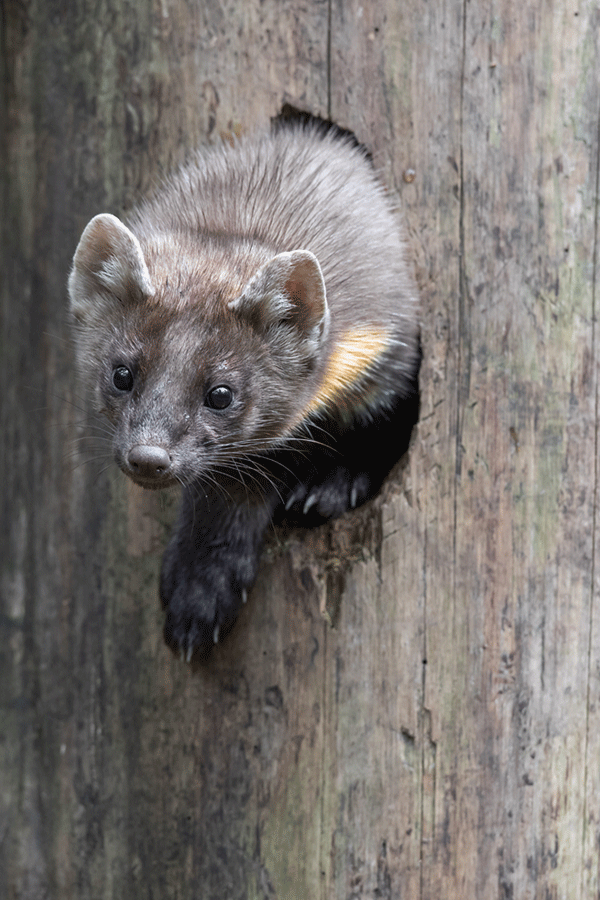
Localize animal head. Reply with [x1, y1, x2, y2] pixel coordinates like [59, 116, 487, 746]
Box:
[68, 213, 329, 488]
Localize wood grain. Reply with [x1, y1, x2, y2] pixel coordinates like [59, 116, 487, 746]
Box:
[1, 1, 599, 897]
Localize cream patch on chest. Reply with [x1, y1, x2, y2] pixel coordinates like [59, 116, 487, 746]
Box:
[303, 325, 389, 419]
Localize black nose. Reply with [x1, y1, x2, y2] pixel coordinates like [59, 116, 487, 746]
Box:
[127, 444, 172, 479]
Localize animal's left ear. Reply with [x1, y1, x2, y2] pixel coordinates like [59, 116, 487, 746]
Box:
[231, 250, 329, 353]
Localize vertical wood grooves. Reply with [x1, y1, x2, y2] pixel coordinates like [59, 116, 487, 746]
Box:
[326, 0, 333, 121]
[2, 2, 600, 897]
[580, 97, 600, 897]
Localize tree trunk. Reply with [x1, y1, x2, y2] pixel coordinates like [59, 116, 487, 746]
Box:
[1, 1, 599, 898]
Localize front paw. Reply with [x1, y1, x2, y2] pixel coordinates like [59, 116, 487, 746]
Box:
[283, 467, 371, 521]
[160, 562, 248, 662]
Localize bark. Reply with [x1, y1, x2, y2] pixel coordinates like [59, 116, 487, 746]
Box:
[1, 1, 599, 898]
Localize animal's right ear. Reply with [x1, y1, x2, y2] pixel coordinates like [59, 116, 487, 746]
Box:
[68, 214, 154, 324]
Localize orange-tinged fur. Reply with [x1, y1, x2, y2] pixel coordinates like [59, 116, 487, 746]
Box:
[301, 326, 389, 420]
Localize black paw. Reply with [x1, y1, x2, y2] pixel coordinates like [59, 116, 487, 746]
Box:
[283, 467, 371, 522]
[160, 565, 249, 662]
[158, 481, 276, 661]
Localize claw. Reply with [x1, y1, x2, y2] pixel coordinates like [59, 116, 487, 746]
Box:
[213, 624, 220, 644]
[285, 484, 306, 510]
[350, 485, 358, 508]
[303, 492, 318, 515]
[242, 588, 248, 604]
[186, 644, 193, 663]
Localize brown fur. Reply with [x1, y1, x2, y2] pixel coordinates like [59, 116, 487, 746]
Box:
[68, 120, 421, 657]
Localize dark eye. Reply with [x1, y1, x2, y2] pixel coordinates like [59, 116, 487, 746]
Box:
[205, 385, 233, 410]
[113, 366, 134, 392]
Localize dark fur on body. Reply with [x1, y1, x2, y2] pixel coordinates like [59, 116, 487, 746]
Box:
[68, 118, 420, 659]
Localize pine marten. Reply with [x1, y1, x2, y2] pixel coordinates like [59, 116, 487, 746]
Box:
[68, 116, 420, 660]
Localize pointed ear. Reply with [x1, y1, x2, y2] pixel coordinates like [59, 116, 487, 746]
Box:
[230, 250, 329, 351]
[68, 213, 154, 324]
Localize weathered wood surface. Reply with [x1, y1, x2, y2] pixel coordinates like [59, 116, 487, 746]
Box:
[1, 1, 599, 897]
